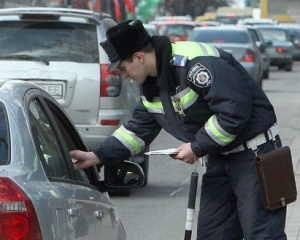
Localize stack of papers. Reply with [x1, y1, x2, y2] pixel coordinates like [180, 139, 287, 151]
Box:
[145, 148, 179, 155]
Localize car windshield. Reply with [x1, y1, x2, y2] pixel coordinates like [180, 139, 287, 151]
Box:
[190, 30, 251, 44]
[259, 29, 288, 42]
[0, 21, 99, 63]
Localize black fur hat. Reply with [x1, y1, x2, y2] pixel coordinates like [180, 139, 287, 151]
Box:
[100, 19, 151, 72]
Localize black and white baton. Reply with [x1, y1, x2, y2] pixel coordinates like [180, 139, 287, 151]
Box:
[184, 155, 207, 240]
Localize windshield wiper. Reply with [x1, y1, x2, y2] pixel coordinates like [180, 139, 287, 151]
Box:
[0, 54, 49, 65]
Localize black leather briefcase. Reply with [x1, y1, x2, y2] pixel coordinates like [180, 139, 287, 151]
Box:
[255, 146, 297, 210]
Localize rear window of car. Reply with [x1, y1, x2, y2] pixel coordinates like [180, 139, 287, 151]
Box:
[0, 102, 9, 165]
[0, 21, 99, 63]
[259, 29, 288, 42]
[190, 29, 251, 44]
[157, 24, 195, 37]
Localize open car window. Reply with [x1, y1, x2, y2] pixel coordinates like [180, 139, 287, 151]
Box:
[0, 102, 9, 165]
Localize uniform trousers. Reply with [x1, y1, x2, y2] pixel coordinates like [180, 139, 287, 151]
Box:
[196, 137, 287, 240]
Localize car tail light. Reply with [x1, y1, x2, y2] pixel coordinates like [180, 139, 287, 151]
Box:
[101, 119, 120, 125]
[100, 64, 122, 97]
[277, 47, 288, 53]
[240, 49, 255, 62]
[0, 177, 42, 240]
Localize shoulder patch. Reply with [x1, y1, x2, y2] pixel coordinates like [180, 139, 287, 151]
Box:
[187, 63, 212, 88]
[172, 54, 188, 67]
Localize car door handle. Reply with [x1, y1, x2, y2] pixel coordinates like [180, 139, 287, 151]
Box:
[67, 208, 80, 217]
[94, 210, 104, 220]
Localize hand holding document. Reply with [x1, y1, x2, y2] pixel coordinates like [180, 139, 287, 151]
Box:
[145, 148, 179, 155]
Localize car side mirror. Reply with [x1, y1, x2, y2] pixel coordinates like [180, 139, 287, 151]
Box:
[104, 161, 145, 188]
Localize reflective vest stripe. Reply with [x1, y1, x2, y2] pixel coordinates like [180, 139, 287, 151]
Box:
[142, 88, 198, 113]
[141, 96, 165, 114]
[113, 125, 145, 155]
[172, 42, 219, 59]
[174, 87, 199, 110]
[200, 42, 220, 57]
[205, 115, 236, 146]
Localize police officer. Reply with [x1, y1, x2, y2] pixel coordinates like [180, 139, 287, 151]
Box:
[70, 20, 287, 239]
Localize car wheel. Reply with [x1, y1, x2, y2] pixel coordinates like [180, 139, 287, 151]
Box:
[285, 62, 292, 72]
[262, 68, 269, 79]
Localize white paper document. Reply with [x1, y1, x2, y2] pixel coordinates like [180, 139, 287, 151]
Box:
[144, 148, 179, 155]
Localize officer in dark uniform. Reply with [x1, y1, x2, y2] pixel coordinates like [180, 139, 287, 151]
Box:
[70, 20, 287, 239]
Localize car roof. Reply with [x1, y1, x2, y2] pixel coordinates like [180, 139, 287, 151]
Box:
[148, 20, 197, 26]
[0, 7, 112, 24]
[251, 24, 288, 30]
[193, 25, 249, 32]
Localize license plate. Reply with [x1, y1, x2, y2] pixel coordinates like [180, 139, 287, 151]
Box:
[33, 82, 65, 100]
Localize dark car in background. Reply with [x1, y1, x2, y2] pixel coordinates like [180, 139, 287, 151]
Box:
[0, 79, 145, 239]
[254, 25, 294, 71]
[281, 24, 300, 60]
[188, 25, 264, 86]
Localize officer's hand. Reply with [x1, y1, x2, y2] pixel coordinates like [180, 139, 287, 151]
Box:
[70, 150, 101, 169]
[170, 143, 196, 164]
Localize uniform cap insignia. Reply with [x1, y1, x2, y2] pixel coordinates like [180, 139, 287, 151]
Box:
[187, 63, 212, 88]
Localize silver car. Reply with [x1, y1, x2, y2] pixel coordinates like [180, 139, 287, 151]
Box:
[188, 25, 264, 86]
[254, 25, 294, 71]
[246, 26, 271, 79]
[0, 7, 149, 187]
[0, 79, 145, 239]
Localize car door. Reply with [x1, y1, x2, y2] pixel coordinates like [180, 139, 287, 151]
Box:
[26, 89, 121, 239]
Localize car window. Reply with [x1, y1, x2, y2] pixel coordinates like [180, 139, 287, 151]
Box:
[248, 29, 260, 42]
[159, 24, 194, 37]
[29, 97, 91, 184]
[191, 30, 251, 43]
[0, 102, 9, 165]
[0, 21, 99, 63]
[43, 99, 92, 184]
[259, 29, 288, 41]
[29, 98, 71, 179]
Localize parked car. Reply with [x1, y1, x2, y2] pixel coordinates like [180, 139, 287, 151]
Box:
[188, 25, 264, 86]
[0, 79, 145, 240]
[280, 24, 300, 60]
[254, 25, 294, 71]
[0, 7, 150, 186]
[148, 20, 197, 42]
[245, 25, 271, 79]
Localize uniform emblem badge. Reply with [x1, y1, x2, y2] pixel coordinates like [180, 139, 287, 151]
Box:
[187, 63, 212, 88]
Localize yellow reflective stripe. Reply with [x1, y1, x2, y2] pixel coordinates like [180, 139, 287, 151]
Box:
[180, 88, 198, 108]
[201, 43, 220, 57]
[173, 87, 199, 110]
[142, 96, 164, 114]
[172, 42, 219, 59]
[205, 116, 236, 146]
[172, 42, 204, 59]
[113, 125, 144, 155]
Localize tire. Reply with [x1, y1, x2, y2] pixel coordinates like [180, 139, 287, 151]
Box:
[285, 62, 292, 72]
[262, 68, 269, 79]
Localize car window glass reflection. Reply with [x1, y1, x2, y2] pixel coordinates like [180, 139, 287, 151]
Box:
[29, 99, 69, 179]
[0, 22, 99, 63]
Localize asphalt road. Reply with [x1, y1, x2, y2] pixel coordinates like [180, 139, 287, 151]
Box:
[112, 61, 300, 240]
